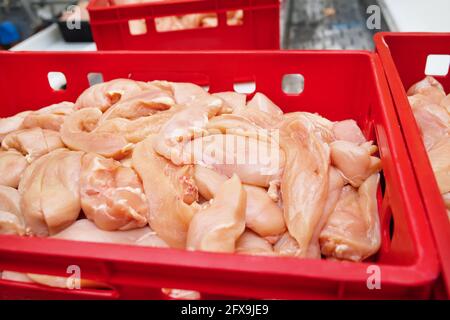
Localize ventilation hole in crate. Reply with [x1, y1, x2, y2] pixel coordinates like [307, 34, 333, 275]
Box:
[48, 72, 67, 91]
[389, 214, 395, 241]
[129, 19, 147, 35]
[379, 172, 386, 197]
[161, 288, 201, 300]
[88, 72, 104, 86]
[226, 9, 244, 26]
[2, 270, 114, 293]
[282, 74, 304, 95]
[155, 12, 218, 32]
[233, 80, 255, 94]
[380, 205, 393, 251]
[425, 54, 450, 76]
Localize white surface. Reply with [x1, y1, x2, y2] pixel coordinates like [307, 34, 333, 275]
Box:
[10, 24, 96, 89]
[10, 23, 96, 52]
[425, 54, 450, 76]
[381, 0, 450, 32]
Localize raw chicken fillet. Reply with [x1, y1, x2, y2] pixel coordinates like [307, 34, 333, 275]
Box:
[407, 76, 450, 217]
[0, 76, 384, 291]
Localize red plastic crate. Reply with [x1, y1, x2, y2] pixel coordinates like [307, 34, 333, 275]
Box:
[87, 0, 280, 50]
[375, 32, 450, 299]
[0, 51, 440, 299]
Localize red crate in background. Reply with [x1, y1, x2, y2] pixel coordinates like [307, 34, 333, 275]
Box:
[0, 51, 440, 299]
[375, 32, 450, 299]
[87, 0, 280, 50]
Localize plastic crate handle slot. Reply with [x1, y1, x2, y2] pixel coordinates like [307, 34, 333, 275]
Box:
[233, 79, 256, 94]
[0, 263, 206, 299]
[48, 72, 67, 91]
[154, 12, 220, 33]
[0, 259, 120, 299]
[425, 54, 450, 77]
[379, 187, 393, 254]
[128, 19, 148, 36]
[0, 278, 120, 299]
[282, 73, 304, 95]
[88, 72, 104, 86]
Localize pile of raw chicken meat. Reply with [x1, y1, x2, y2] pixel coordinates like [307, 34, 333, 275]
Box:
[407, 76, 450, 217]
[0, 79, 382, 289]
[113, 0, 243, 32]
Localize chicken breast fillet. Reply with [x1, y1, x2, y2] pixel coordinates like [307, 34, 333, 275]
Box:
[75, 78, 150, 112]
[428, 136, 450, 195]
[187, 174, 246, 253]
[132, 136, 197, 248]
[60, 108, 132, 159]
[181, 133, 285, 187]
[154, 94, 223, 164]
[273, 232, 300, 256]
[19, 149, 83, 236]
[2, 128, 64, 162]
[320, 173, 381, 261]
[95, 106, 182, 144]
[206, 114, 274, 142]
[0, 186, 26, 235]
[236, 230, 274, 256]
[0, 211, 25, 235]
[194, 165, 286, 238]
[99, 84, 174, 121]
[246, 92, 284, 116]
[407, 76, 450, 213]
[330, 140, 381, 188]
[0, 185, 21, 215]
[407, 76, 445, 104]
[0, 111, 31, 142]
[213, 92, 246, 114]
[411, 103, 449, 151]
[52, 219, 168, 247]
[167, 81, 209, 105]
[332, 119, 366, 145]
[0, 150, 28, 188]
[306, 166, 346, 258]
[22, 101, 75, 131]
[80, 153, 149, 231]
[279, 116, 330, 258]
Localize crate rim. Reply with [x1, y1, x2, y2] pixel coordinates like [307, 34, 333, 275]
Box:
[87, 0, 281, 12]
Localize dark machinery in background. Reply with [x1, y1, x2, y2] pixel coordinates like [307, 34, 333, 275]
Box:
[283, 0, 389, 50]
[0, 0, 77, 47]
